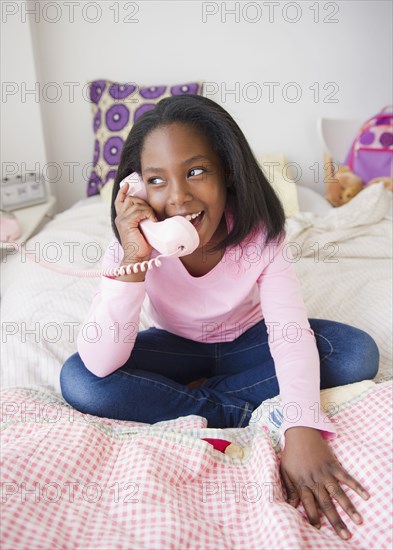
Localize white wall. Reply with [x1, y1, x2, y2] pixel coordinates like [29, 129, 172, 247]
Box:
[1, 1, 47, 181]
[2, 0, 392, 212]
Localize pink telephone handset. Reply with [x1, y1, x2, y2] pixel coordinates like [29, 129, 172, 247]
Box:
[11, 173, 200, 279]
[119, 172, 200, 258]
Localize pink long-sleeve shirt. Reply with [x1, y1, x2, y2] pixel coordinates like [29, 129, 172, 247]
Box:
[77, 212, 337, 440]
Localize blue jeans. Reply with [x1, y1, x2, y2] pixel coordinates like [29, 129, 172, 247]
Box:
[60, 319, 379, 429]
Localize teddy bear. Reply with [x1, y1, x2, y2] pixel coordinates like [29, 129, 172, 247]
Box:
[325, 166, 363, 207]
[325, 166, 393, 207]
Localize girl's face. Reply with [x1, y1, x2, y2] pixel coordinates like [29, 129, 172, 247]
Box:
[140, 123, 227, 248]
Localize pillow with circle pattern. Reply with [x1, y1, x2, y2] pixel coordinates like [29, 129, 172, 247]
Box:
[86, 80, 204, 197]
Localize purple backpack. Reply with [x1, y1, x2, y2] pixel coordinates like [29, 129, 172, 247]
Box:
[344, 106, 393, 183]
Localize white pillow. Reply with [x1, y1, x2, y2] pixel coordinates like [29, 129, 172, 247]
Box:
[100, 179, 114, 203]
[256, 153, 300, 218]
[296, 185, 333, 214]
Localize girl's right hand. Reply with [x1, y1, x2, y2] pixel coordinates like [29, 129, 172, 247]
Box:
[114, 182, 158, 264]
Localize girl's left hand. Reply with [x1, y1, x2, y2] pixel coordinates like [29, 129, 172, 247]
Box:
[280, 427, 370, 541]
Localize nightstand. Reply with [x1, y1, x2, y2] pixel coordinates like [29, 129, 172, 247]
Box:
[0, 196, 57, 250]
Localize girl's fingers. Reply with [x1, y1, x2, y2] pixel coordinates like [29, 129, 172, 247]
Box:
[324, 478, 364, 527]
[330, 463, 370, 501]
[312, 464, 370, 541]
[114, 183, 157, 228]
[114, 183, 129, 212]
[115, 182, 143, 205]
[314, 483, 352, 540]
[118, 183, 129, 199]
[115, 189, 148, 216]
[297, 485, 321, 529]
[280, 468, 300, 508]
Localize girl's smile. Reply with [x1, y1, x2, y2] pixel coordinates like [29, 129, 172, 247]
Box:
[140, 123, 228, 271]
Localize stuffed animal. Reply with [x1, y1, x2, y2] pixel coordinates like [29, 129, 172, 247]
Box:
[325, 166, 363, 207]
[201, 438, 248, 458]
[325, 166, 393, 207]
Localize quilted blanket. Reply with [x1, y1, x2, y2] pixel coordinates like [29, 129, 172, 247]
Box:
[1, 381, 392, 549]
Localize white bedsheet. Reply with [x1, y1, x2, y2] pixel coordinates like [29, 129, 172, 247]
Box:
[287, 183, 392, 384]
[0, 183, 391, 394]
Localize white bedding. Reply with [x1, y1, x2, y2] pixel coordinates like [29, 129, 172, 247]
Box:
[287, 183, 392, 384]
[0, 183, 391, 394]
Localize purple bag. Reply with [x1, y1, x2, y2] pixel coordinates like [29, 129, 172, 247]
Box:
[344, 106, 393, 183]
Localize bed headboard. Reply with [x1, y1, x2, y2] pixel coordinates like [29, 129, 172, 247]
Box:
[317, 117, 362, 184]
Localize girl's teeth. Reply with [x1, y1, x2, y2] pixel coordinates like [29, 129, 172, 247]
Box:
[185, 211, 201, 221]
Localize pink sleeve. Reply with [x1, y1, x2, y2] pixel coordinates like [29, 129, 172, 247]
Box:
[257, 233, 337, 442]
[77, 238, 146, 377]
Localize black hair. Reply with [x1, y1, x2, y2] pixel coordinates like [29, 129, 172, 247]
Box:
[111, 94, 285, 250]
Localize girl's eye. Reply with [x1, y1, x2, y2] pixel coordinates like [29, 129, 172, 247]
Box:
[188, 168, 205, 177]
[147, 177, 164, 185]
[148, 167, 205, 185]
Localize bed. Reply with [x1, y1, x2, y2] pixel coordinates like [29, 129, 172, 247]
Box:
[1, 167, 392, 549]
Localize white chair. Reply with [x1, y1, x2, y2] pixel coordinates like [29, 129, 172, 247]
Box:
[317, 117, 362, 183]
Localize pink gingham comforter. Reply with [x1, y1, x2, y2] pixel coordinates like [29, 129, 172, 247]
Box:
[1, 382, 392, 550]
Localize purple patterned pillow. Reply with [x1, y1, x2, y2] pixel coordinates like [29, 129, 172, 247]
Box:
[86, 80, 204, 197]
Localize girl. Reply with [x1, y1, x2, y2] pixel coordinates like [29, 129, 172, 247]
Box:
[61, 95, 378, 540]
